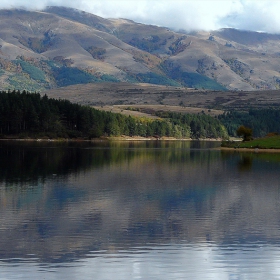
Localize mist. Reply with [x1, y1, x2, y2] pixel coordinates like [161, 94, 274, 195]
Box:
[1, 0, 280, 33]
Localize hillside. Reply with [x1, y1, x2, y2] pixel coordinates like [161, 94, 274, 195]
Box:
[1, 7, 280, 91]
[43, 82, 280, 111]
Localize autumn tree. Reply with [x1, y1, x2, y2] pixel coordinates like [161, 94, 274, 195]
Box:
[236, 125, 253, 141]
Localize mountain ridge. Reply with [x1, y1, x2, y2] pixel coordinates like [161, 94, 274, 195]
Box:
[1, 6, 280, 91]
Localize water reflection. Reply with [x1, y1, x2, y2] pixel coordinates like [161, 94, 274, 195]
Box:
[1, 141, 280, 279]
[238, 155, 253, 171]
[0, 140, 220, 184]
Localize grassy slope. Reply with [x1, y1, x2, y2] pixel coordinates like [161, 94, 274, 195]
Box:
[93, 105, 223, 119]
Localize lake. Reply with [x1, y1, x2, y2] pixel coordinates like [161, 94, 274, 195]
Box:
[1, 140, 280, 279]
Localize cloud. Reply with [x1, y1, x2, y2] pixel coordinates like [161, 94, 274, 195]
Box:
[1, 0, 280, 33]
[220, 1, 280, 33]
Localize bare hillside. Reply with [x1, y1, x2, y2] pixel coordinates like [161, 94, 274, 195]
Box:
[2, 7, 280, 91]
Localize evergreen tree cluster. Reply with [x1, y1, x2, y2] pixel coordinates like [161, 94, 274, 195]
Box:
[218, 109, 280, 137]
[0, 90, 192, 139]
[156, 111, 228, 139]
[0, 90, 230, 139]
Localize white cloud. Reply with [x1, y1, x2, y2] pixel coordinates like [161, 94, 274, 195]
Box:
[221, 1, 280, 33]
[1, 0, 280, 33]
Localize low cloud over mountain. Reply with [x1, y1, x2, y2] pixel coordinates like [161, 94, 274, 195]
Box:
[1, 1, 280, 33]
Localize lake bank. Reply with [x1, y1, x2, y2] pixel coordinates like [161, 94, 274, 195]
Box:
[0, 136, 223, 142]
[220, 135, 280, 151]
[219, 147, 280, 153]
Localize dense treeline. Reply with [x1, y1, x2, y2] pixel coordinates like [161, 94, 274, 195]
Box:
[0, 90, 185, 139]
[218, 109, 280, 137]
[0, 90, 229, 139]
[156, 111, 228, 139]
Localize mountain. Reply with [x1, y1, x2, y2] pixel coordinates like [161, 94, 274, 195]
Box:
[1, 6, 280, 91]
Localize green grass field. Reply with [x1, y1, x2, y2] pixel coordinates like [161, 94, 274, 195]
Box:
[222, 135, 280, 149]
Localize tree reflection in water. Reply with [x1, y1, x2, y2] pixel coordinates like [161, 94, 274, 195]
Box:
[0, 140, 280, 267]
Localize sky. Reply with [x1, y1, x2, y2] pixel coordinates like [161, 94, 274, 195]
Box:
[1, 0, 280, 33]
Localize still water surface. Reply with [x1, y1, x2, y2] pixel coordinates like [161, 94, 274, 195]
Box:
[1, 140, 280, 279]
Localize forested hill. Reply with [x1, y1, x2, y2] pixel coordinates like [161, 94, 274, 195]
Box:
[0, 91, 228, 139]
[218, 109, 280, 137]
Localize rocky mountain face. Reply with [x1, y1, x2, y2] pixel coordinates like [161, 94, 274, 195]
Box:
[1, 6, 280, 91]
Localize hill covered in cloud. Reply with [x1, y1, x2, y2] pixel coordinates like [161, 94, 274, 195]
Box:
[1, 7, 280, 91]
[2, 0, 280, 34]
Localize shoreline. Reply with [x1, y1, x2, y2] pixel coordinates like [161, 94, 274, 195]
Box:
[5, 138, 280, 152]
[0, 136, 223, 142]
[219, 147, 280, 153]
